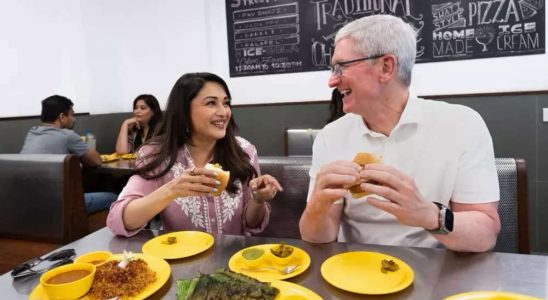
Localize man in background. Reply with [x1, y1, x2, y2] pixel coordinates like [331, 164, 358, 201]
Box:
[21, 95, 117, 213]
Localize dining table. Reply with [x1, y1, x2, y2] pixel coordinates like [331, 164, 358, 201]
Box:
[83, 158, 136, 194]
[94, 158, 136, 176]
[1, 227, 546, 300]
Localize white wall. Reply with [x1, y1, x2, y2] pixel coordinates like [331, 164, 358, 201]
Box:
[0, 0, 208, 118]
[0, 0, 90, 117]
[1, 0, 547, 117]
[412, 51, 548, 97]
[79, 0, 208, 114]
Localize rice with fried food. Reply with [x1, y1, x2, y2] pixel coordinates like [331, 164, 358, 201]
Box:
[89, 259, 156, 299]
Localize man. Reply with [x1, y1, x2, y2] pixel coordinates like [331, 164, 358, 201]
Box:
[21, 95, 116, 214]
[299, 15, 500, 252]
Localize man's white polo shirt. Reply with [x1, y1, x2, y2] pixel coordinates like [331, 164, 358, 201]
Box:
[308, 95, 499, 248]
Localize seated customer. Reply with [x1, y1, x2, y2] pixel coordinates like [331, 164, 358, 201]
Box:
[107, 72, 282, 237]
[21, 95, 117, 214]
[115, 94, 163, 155]
[299, 15, 500, 252]
[326, 89, 345, 124]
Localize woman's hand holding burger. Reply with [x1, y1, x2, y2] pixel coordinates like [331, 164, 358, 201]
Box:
[165, 165, 226, 198]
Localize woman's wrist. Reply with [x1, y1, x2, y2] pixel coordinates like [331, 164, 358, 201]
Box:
[160, 181, 178, 202]
[251, 192, 267, 205]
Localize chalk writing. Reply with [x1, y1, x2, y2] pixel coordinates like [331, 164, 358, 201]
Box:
[225, 0, 544, 77]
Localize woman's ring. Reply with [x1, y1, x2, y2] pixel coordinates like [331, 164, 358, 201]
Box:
[189, 167, 196, 176]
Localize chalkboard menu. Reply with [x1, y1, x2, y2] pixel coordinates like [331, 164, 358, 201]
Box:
[225, 0, 545, 77]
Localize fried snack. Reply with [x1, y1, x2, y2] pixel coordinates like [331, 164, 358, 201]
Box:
[270, 243, 294, 258]
[381, 259, 399, 273]
[89, 259, 156, 299]
[161, 236, 177, 245]
[348, 152, 382, 198]
[206, 163, 230, 196]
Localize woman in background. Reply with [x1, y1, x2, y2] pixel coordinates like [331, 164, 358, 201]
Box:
[115, 94, 163, 154]
[326, 89, 345, 124]
[107, 72, 282, 237]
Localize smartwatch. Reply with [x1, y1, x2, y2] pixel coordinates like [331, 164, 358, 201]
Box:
[426, 202, 454, 234]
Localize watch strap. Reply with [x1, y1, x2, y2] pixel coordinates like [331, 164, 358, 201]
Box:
[426, 202, 453, 234]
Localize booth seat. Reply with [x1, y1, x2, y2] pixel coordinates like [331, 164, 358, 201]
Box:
[284, 129, 320, 156]
[257, 156, 312, 239]
[0, 154, 527, 254]
[0, 154, 107, 244]
[258, 156, 529, 254]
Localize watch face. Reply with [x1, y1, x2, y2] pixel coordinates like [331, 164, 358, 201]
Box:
[445, 208, 454, 232]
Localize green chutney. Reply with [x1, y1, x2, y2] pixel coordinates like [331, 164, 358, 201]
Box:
[242, 248, 265, 260]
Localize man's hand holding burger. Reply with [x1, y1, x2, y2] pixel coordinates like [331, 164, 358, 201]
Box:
[358, 163, 440, 230]
[308, 160, 361, 213]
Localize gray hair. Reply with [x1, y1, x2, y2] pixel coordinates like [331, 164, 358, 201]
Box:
[335, 14, 417, 86]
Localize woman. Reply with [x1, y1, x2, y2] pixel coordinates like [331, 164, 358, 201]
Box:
[326, 89, 345, 124]
[115, 94, 163, 155]
[107, 73, 282, 237]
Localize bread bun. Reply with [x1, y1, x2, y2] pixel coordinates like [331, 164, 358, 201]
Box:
[348, 152, 382, 198]
[206, 163, 230, 196]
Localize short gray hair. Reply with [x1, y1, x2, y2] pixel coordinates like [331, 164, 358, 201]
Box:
[335, 14, 417, 86]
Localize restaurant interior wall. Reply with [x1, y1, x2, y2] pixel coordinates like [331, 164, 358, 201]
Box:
[0, 1, 547, 254]
[0, 0, 209, 118]
[205, 0, 548, 105]
[1, 1, 547, 117]
[2, 93, 548, 255]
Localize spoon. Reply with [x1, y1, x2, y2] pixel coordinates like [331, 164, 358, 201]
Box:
[11, 249, 76, 278]
[240, 265, 299, 275]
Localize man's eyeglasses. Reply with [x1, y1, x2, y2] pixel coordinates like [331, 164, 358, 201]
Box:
[329, 54, 385, 77]
[11, 248, 76, 279]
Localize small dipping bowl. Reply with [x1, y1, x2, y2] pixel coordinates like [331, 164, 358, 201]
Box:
[269, 244, 295, 266]
[40, 262, 96, 300]
[74, 250, 112, 267]
[241, 247, 266, 268]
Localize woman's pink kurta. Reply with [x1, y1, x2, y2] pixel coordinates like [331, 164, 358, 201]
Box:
[107, 137, 270, 237]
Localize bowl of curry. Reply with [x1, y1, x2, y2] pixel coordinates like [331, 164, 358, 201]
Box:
[39, 262, 96, 299]
[75, 250, 112, 267]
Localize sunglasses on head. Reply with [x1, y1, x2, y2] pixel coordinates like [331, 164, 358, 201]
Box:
[11, 248, 76, 279]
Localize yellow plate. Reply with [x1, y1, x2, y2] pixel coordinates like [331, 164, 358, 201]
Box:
[445, 291, 543, 300]
[271, 280, 323, 300]
[320, 251, 414, 295]
[142, 231, 214, 260]
[121, 153, 137, 159]
[228, 244, 311, 282]
[29, 253, 170, 300]
[100, 153, 120, 162]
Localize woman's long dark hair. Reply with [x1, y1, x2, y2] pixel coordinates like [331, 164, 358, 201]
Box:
[327, 89, 345, 124]
[133, 94, 163, 149]
[136, 73, 257, 194]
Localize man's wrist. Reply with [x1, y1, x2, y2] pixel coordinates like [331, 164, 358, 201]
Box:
[426, 202, 454, 234]
[306, 197, 331, 216]
[424, 203, 441, 230]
